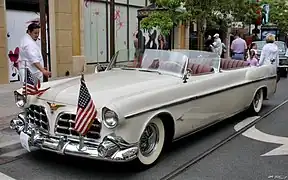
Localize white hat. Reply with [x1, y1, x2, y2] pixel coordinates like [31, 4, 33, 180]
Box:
[213, 33, 219, 37]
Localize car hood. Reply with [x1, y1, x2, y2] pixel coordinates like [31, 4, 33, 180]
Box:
[38, 70, 178, 107]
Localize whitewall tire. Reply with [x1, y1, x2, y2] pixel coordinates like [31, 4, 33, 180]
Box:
[248, 88, 264, 115]
[137, 117, 165, 166]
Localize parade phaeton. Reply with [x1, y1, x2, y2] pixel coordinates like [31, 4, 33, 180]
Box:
[11, 49, 277, 167]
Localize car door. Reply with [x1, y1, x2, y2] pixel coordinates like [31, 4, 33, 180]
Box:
[180, 67, 250, 132]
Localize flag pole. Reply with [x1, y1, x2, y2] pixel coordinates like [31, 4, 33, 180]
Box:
[23, 60, 28, 132]
[78, 70, 85, 151]
[78, 134, 85, 150]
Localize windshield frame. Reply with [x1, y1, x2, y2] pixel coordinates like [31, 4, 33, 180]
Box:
[172, 49, 221, 73]
[106, 49, 189, 78]
[253, 41, 287, 52]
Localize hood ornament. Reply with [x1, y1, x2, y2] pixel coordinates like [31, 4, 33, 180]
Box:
[47, 102, 65, 113]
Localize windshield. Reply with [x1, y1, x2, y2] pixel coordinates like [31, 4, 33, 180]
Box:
[173, 50, 220, 72]
[106, 49, 189, 77]
[254, 41, 286, 52]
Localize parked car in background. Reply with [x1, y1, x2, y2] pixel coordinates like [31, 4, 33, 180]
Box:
[10, 49, 277, 167]
[252, 41, 288, 77]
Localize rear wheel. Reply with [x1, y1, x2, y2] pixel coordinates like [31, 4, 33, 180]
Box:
[247, 88, 264, 115]
[136, 117, 165, 167]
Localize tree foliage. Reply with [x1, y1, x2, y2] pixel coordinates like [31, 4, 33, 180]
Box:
[140, 0, 190, 36]
[140, 0, 259, 35]
[260, 0, 288, 34]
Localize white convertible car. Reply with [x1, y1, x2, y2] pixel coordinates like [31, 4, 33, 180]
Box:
[10, 49, 277, 166]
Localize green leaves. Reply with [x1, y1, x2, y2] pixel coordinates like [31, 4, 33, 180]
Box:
[141, 11, 174, 36]
[142, 0, 260, 35]
[260, 0, 288, 34]
[141, 0, 187, 36]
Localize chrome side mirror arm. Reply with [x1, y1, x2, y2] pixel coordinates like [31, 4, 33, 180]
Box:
[183, 69, 192, 83]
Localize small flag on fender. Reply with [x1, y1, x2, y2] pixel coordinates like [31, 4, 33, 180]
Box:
[22, 68, 50, 97]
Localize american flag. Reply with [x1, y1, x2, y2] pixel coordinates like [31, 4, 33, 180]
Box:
[74, 74, 97, 135]
[22, 68, 50, 96]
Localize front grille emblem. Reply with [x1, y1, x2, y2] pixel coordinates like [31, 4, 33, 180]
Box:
[47, 102, 65, 113]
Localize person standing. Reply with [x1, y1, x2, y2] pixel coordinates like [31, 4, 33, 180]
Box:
[205, 35, 213, 52]
[19, 23, 51, 83]
[210, 33, 222, 57]
[259, 34, 280, 82]
[247, 42, 258, 60]
[158, 34, 165, 50]
[247, 50, 259, 67]
[230, 33, 247, 60]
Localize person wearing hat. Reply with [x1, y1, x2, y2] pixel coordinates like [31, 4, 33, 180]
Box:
[19, 23, 51, 83]
[210, 33, 222, 57]
[230, 33, 247, 60]
[259, 34, 280, 82]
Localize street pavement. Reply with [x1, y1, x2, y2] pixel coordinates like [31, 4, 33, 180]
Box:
[0, 78, 288, 180]
[174, 103, 288, 180]
[0, 82, 22, 129]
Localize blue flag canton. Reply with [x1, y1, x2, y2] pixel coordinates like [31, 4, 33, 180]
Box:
[78, 79, 92, 108]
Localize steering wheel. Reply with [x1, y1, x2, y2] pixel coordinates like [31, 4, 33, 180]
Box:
[162, 61, 183, 70]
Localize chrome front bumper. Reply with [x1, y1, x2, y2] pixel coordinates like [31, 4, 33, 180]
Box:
[10, 113, 138, 162]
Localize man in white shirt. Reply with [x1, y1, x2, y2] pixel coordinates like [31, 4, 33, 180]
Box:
[19, 23, 51, 82]
[231, 34, 247, 60]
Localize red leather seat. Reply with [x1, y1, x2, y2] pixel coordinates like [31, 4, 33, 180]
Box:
[220, 59, 249, 69]
[187, 63, 213, 75]
[148, 59, 160, 69]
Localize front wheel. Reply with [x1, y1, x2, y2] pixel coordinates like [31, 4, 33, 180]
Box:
[247, 88, 264, 115]
[136, 117, 165, 167]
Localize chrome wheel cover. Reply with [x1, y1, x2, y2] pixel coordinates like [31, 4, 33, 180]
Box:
[253, 90, 261, 109]
[139, 123, 159, 157]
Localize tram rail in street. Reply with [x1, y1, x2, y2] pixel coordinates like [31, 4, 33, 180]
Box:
[160, 98, 288, 180]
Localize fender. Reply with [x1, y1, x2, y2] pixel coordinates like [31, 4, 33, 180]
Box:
[114, 109, 175, 144]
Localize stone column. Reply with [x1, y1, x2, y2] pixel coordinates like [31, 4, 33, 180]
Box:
[0, 0, 9, 84]
[185, 23, 190, 49]
[173, 26, 180, 49]
[50, 0, 85, 77]
[71, 0, 86, 74]
[180, 24, 185, 49]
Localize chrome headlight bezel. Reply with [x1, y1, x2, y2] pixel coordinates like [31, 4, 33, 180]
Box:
[102, 107, 119, 129]
[14, 90, 26, 108]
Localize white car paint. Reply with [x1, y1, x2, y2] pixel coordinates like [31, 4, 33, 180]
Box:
[16, 50, 277, 146]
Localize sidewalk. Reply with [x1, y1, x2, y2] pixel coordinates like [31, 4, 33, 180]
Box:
[0, 82, 22, 130]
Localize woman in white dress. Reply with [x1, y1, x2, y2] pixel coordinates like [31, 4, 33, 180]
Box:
[259, 34, 280, 82]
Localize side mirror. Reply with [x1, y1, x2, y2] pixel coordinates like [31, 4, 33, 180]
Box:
[94, 64, 103, 73]
[183, 68, 192, 83]
[94, 65, 99, 73]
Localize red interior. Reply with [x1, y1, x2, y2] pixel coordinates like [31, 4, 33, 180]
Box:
[220, 59, 250, 70]
[187, 62, 213, 75]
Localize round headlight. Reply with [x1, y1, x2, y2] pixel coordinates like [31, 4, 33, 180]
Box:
[102, 108, 119, 129]
[14, 91, 26, 108]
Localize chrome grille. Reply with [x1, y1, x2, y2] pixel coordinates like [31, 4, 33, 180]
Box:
[55, 113, 101, 140]
[26, 105, 49, 132]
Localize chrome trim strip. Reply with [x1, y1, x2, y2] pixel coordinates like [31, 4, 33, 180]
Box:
[124, 75, 277, 119]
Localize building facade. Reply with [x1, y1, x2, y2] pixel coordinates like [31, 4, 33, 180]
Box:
[0, 0, 189, 84]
